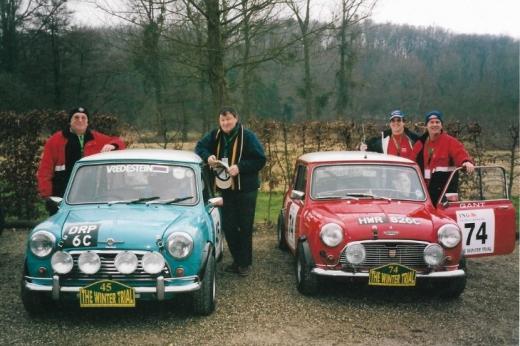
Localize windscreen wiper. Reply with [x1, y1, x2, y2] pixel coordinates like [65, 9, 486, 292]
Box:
[160, 196, 194, 204]
[315, 194, 359, 200]
[128, 196, 160, 204]
[147, 196, 194, 205]
[345, 193, 391, 201]
[107, 196, 160, 205]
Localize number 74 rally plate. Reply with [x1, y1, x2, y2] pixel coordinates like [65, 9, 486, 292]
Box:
[79, 280, 135, 307]
[368, 263, 416, 287]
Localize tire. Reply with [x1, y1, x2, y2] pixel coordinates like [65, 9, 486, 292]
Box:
[216, 236, 224, 263]
[277, 211, 288, 251]
[193, 253, 216, 315]
[20, 276, 52, 315]
[436, 256, 467, 299]
[295, 243, 318, 295]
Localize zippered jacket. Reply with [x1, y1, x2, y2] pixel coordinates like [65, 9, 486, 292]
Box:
[413, 132, 472, 203]
[37, 128, 125, 198]
[366, 128, 419, 160]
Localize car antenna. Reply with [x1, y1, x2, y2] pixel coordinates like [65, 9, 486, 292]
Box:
[362, 124, 368, 159]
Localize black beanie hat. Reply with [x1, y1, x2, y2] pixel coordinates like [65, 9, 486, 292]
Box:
[68, 107, 89, 122]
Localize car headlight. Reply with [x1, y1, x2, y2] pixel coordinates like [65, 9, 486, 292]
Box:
[142, 252, 165, 274]
[51, 251, 73, 274]
[424, 244, 444, 266]
[438, 224, 462, 248]
[30, 231, 56, 257]
[78, 251, 101, 274]
[344, 243, 366, 265]
[167, 232, 194, 259]
[320, 223, 344, 247]
[114, 251, 138, 274]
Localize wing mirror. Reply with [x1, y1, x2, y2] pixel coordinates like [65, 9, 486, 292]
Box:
[49, 196, 63, 204]
[445, 193, 459, 202]
[290, 190, 305, 200]
[208, 197, 223, 208]
[440, 193, 459, 208]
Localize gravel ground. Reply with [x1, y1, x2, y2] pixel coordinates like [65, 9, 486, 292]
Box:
[1, 226, 518, 346]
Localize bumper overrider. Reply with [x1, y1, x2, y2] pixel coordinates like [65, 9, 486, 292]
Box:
[23, 243, 213, 301]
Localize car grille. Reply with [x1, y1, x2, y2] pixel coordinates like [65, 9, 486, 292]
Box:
[63, 251, 171, 281]
[339, 241, 428, 271]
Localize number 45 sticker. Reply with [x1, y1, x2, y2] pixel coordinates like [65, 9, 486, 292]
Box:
[455, 209, 495, 255]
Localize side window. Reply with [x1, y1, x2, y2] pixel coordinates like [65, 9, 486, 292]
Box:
[455, 167, 508, 201]
[293, 164, 307, 192]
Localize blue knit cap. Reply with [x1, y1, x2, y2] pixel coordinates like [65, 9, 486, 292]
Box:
[389, 109, 404, 120]
[425, 110, 443, 124]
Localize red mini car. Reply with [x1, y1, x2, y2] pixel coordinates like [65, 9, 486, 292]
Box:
[277, 151, 516, 298]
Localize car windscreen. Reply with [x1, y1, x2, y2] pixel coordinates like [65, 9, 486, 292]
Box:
[311, 164, 426, 201]
[67, 163, 198, 205]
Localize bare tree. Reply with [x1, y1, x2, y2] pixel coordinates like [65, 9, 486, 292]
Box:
[333, 0, 375, 118]
[33, 0, 70, 108]
[0, 0, 66, 73]
[285, 0, 330, 119]
[97, 0, 179, 146]
[285, 0, 313, 118]
[233, 0, 281, 120]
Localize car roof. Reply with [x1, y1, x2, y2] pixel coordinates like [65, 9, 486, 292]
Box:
[298, 151, 415, 164]
[79, 149, 202, 164]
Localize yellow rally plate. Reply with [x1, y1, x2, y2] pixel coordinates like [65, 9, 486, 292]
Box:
[79, 280, 135, 308]
[368, 263, 416, 287]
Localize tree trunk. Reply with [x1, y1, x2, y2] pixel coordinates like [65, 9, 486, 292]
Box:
[303, 33, 313, 119]
[0, 0, 18, 72]
[205, 0, 227, 117]
[241, 0, 252, 120]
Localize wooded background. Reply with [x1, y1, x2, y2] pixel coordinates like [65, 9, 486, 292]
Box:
[0, 1, 518, 222]
[0, 0, 518, 148]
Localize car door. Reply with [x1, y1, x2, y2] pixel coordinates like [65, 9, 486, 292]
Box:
[437, 166, 516, 258]
[285, 163, 307, 252]
[202, 167, 223, 259]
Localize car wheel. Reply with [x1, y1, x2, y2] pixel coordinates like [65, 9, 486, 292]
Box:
[277, 211, 288, 251]
[20, 276, 52, 315]
[436, 256, 467, 299]
[295, 243, 318, 295]
[193, 253, 216, 315]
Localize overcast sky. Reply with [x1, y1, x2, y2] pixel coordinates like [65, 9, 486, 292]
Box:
[371, 0, 520, 38]
[70, 0, 520, 39]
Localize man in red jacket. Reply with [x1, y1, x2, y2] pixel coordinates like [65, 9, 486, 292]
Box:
[37, 107, 125, 213]
[413, 110, 474, 205]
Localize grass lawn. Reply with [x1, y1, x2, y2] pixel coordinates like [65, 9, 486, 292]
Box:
[255, 191, 284, 224]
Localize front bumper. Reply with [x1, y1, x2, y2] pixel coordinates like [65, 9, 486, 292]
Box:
[24, 275, 201, 301]
[312, 268, 465, 278]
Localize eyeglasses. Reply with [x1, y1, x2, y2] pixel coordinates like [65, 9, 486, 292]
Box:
[390, 118, 404, 123]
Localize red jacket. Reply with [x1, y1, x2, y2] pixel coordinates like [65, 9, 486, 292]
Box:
[37, 129, 125, 198]
[413, 132, 472, 203]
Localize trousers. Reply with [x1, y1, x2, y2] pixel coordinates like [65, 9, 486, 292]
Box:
[220, 189, 258, 267]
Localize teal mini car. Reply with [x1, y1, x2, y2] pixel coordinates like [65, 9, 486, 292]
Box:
[22, 149, 223, 315]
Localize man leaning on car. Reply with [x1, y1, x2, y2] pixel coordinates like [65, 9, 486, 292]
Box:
[37, 107, 125, 214]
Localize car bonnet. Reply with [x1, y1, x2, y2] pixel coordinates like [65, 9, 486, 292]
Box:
[59, 206, 188, 249]
[315, 202, 436, 242]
